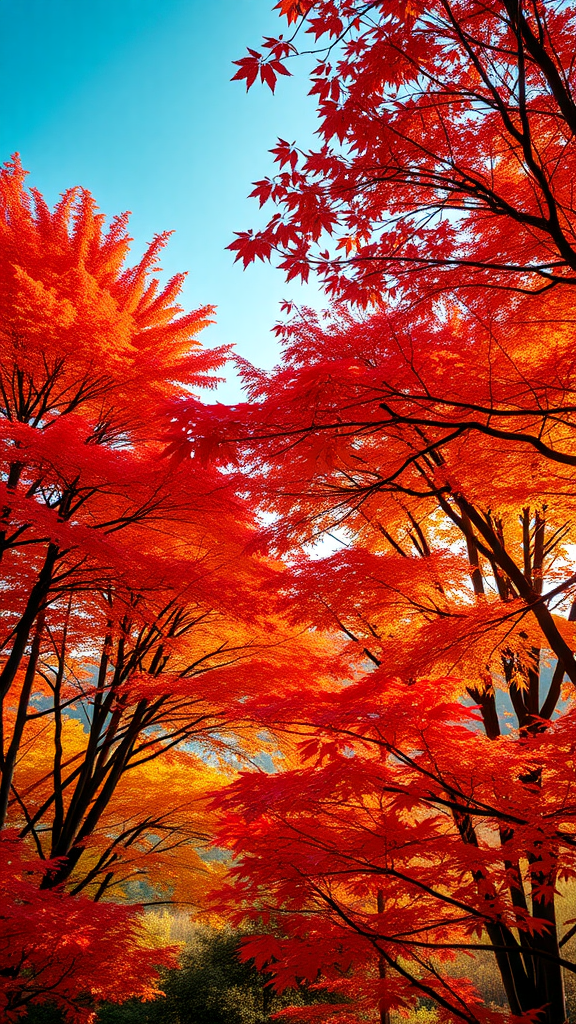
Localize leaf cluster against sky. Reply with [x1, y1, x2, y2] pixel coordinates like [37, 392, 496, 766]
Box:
[0, 0, 320, 401]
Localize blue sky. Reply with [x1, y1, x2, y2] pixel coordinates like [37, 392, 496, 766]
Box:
[0, 0, 321, 400]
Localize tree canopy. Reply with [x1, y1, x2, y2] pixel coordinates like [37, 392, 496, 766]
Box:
[169, 3, 576, 1023]
[0, 156, 331, 1021]
[6, 2, 576, 1023]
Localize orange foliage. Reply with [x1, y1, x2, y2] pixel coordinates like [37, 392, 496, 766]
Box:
[0, 158, 334, 1020]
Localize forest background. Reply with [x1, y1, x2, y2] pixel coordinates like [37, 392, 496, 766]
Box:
[5, 2, 576, 1024]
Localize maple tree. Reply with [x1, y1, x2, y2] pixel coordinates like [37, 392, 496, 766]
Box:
[0, 156, 331, 1022]
[167, 2, 576, 1023]
[229, 0, 576, 306]
[184, 312, 576, 1023]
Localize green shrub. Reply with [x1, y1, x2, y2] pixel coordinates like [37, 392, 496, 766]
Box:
[24, 926, 322, 1024]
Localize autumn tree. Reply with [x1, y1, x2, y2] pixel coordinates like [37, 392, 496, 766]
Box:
[167, 2, 576, 1023]
[226, 0, 576, 467]
[0, 156, 330, 1022]
[229, 0, 576, 303]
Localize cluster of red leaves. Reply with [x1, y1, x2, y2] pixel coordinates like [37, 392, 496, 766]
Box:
[0, 831, 178, 1022]
[210, 670, 576, 1024]
[229, 0, 576, 304]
